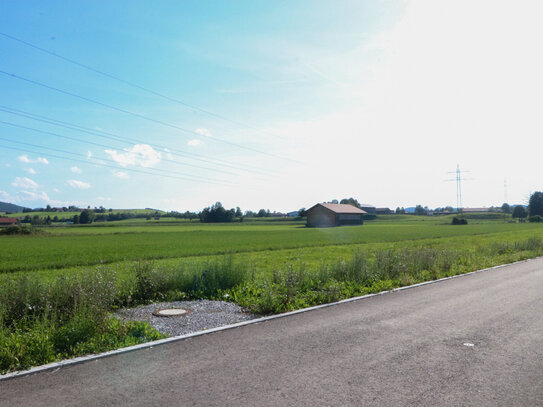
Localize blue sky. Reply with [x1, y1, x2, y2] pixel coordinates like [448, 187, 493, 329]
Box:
[1, 0, 542, 212]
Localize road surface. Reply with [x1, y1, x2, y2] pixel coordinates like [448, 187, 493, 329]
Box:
[2, 258, 543, 406]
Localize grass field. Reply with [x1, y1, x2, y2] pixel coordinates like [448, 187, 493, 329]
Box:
[2, 214, 543, 373]
[2, 216, 540, 273]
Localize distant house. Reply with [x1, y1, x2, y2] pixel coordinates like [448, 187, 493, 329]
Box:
[287, 211, 299, 217]
[306, 203, 367, 227]
[0, 217, 18, 226]
[358, 204, 376, 214]
[462, 208, 491, 213]
[375, 207, 392, 215]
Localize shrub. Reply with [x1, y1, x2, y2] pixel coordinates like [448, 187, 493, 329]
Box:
[529, 215, 542, 223]
[0, 226, 38, 235]
[452, 217, 468, 225]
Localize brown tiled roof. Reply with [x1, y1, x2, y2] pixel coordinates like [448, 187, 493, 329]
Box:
[0, 217, 18, 224]
[316, 203, 367, 214]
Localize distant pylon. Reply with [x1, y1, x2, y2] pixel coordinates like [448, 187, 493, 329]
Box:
[445, 164, 473, 213]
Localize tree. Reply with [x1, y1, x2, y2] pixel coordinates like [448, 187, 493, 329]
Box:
[512, 205, 527, 219]
[340, 198, 360, 208]
[501, 203, 511, 214]
[257, 209, 267, 217]
[395, 207, 405, 214]
[199, 202, 235, 223]
[414, 205, 427, 215]
[298, 208, 307, 217]
[79, 209, 95, 224]
[528, 192, 543, 217]
[235, 207, 242, 217]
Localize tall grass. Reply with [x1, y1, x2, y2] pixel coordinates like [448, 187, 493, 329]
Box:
[229, 237, 543, 314]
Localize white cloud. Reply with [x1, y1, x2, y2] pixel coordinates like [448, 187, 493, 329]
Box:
[53, 188, 60, 193]
[27, 168, 36, 175]
[0, 190, 13, 201]
[113, 171, 130, 179]
[86, 151, 93, 159]
[71, 166, 82, 174]
[17, 155, 32, 163]
[12, 177, 38, 190]
[18, 155, 49, 164]
[105, 144, 161, 168]
[187, 139, 202, 147]
[67, 179, 91, 189]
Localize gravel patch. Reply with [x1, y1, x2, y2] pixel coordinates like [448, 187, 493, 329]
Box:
[114, 300, 258, 337]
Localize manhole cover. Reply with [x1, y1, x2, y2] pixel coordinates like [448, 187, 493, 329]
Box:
[152, 308, 191, 317]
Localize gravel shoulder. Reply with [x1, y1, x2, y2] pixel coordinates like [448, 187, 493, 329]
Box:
[114, 300, 257, 337]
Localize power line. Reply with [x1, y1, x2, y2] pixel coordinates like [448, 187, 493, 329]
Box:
[0, 143, 224, 186]
[0, 117, 241, 177]
[0, 69, 300, 163]
[0, 105, 279, 176]
[0, 142, 235, 186]
[0, 31, 287, 141]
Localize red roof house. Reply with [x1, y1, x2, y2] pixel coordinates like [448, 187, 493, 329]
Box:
[0, 217, 18, 226]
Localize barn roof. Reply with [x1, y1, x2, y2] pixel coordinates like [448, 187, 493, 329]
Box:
[311, 203, 367, 214]
[0, 217, 18, 223]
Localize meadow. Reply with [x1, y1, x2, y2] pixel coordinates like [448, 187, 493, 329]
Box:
[2, 216, 540, 273]
[2, 214, 543, 373]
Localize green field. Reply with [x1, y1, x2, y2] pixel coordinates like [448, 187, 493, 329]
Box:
[2, 214, 543, 373]
[2, 216, 541, 274]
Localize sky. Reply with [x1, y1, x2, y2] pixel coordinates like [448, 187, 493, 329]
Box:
[1, 0, 542, 212]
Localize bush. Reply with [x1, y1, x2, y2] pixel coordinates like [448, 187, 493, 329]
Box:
[452, 217, 468, 225]
[0, 226, 38, 235]
[529, 215, 542, 223]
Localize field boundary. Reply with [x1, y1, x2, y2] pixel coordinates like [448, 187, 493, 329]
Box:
[1, 256, 538, 381]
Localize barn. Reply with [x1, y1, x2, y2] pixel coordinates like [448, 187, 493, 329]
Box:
[306, 203, 367, 227]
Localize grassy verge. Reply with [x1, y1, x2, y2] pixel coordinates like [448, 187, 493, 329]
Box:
[2, 234, 543, 374]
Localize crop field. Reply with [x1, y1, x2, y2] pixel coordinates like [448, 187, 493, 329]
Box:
[2, 214, 543, 373]
[2, 216, 542, 273]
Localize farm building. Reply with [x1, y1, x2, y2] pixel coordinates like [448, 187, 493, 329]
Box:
[359, 204, 376, 214]
[306, 203, 366, 227]
[461, 207, 491, 213]
[0, 217, 18, 226]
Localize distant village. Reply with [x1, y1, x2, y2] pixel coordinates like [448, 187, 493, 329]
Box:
[0, 197, 529, 228]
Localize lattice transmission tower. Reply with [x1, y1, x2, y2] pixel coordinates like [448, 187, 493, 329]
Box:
[445, 164, 473, 213]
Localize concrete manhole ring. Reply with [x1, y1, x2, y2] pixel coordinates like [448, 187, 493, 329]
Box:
[152, 308, 192, 317]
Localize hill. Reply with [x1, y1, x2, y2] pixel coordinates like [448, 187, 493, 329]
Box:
[0, 201, 28, 213]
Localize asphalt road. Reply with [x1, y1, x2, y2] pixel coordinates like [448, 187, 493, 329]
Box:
[2, 258, 543, 406]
